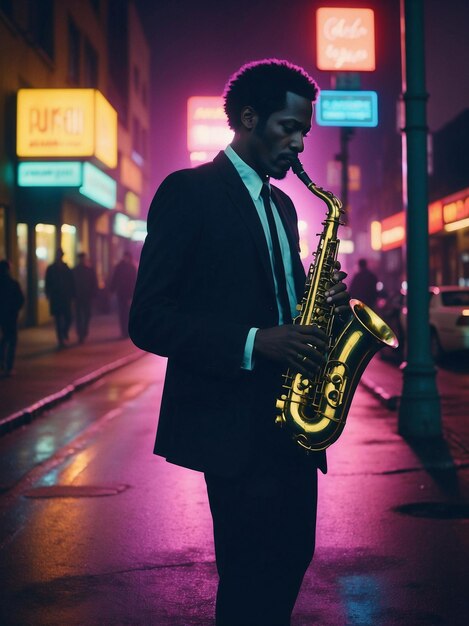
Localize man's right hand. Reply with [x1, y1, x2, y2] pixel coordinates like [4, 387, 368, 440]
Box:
[253, 325, 328, 378]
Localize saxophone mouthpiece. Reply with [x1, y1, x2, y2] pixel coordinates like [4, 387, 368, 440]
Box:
[291, 157, 313, 188]
[291, 158, 304, 176]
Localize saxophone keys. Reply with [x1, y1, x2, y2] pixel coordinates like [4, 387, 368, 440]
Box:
[276, 396, 286, 411]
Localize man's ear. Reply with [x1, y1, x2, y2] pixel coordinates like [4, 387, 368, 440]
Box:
[240, 106, 258, 130]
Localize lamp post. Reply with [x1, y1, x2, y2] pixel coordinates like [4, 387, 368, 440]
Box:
[398, 0, 442, 437]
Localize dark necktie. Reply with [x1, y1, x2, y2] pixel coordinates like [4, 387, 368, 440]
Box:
[260, 183, 292, 324]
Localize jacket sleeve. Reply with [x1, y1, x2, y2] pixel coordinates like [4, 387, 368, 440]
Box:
[129, 171, 250, 380]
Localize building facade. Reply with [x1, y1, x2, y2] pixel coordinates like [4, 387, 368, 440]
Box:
[0, 0, 150, 326]
[369, 109, 469, 295]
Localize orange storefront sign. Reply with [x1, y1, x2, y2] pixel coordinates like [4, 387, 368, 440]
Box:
[428, 201, 443, 233]
[381, 211, 405, 251]
[316, 7, 375, 71]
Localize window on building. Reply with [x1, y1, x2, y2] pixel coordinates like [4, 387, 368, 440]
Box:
[133, 116, 141, 154]
[84, 39, 99, 87]
[89, 0, 100, 14]
[68, 17, 80, 83]
[133, 66, 140, 93]
[0, 0, 14, 20]
[29, 0, 54, 60]
[141, 128, 147, 160]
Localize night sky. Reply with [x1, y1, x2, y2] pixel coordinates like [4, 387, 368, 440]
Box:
[134, 0, 469, 214]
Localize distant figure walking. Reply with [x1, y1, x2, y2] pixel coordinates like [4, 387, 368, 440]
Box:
[73, 252, 98, 344]
[0, 260, 24, 376]
[45, 248, 75, 348]
[110, 251, 137, 338]
[349, 258, 379, 309]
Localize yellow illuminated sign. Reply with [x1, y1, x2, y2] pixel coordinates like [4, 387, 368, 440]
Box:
[94, 91, 118, 168]
[17, 89, 117, 168]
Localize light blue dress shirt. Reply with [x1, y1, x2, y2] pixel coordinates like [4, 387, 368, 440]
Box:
[224, 145, 297, 370]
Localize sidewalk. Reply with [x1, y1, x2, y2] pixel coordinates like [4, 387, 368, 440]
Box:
[2, 315, 469, 464]
[0, 313, 143, 434]
[361, 349, 469, 465]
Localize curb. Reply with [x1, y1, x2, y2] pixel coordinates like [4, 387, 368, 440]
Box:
[0, 351, 145, 437]
[360, 375, 400, 411]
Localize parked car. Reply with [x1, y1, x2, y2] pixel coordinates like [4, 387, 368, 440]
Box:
[400, 285, 469, 360]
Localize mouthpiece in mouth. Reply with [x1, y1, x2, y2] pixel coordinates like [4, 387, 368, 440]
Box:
[291, 158, 304, 175]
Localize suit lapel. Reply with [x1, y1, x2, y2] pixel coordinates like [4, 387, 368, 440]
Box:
[213, 152, 276, 296]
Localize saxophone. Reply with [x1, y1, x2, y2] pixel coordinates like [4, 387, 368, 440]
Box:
[275, 158, 399, 452]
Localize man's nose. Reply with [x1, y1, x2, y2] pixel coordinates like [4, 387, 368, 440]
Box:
[290, 132, 305, 153]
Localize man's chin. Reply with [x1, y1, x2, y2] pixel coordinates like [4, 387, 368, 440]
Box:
[270, 168, 289, 180]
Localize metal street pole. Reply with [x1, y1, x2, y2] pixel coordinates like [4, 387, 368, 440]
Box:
[339, 127, 353, 225]
[398, 0, 441, 437]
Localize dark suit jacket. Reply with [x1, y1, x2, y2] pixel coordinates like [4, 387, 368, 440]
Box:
[129, 151, 326, 476]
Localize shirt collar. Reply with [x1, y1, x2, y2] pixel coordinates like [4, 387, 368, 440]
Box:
[225, 144, 270, 201]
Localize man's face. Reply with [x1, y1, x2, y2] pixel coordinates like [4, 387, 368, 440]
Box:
[250, 91, 312, 180]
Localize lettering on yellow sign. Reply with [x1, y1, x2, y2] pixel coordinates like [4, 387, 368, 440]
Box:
[29, 107, 84, 136]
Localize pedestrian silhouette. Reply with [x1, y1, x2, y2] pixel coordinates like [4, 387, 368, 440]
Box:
[110, 250, 137, 338]
[72, 252, 98, 344]
[0, 259, 25, 376]
[349, 258, 379, 309]
[45, 248, 75, 348]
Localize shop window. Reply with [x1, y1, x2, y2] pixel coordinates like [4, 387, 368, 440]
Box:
[35, 223, 56, 299]
[61, 224, 77, 268]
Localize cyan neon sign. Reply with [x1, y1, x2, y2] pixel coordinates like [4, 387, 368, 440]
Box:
[317, 90, 378, 127]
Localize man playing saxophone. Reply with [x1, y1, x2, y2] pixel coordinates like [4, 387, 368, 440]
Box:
[129, 59, 350, 626]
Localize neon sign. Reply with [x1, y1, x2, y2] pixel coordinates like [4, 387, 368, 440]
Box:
[316, 7, 375, 71]
[187, 96, 234, 154]
[317, 91, 378, 127]
[18, 162, 82, 186]
[17, 89, 117, 168]
[79, 163, 116, 209]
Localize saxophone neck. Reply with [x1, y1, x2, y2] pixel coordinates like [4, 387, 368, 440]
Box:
[291, 158, 343, 221]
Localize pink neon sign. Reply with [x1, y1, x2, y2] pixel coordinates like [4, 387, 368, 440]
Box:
[187, 96, 233, 153]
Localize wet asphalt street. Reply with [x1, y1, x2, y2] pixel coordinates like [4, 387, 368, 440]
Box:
[1, 353, 469, 625]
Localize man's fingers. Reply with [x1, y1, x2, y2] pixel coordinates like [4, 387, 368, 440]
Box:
[332, 270, 347, 283]
[292, 324, 328, 342]
[288, 354, 322, 377]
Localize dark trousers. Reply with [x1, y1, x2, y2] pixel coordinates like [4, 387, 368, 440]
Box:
[75, 299, 92, 342]
[205, 443, 318, 626]
[0, 320, 18, 372]
[53, 306, 72, 345]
